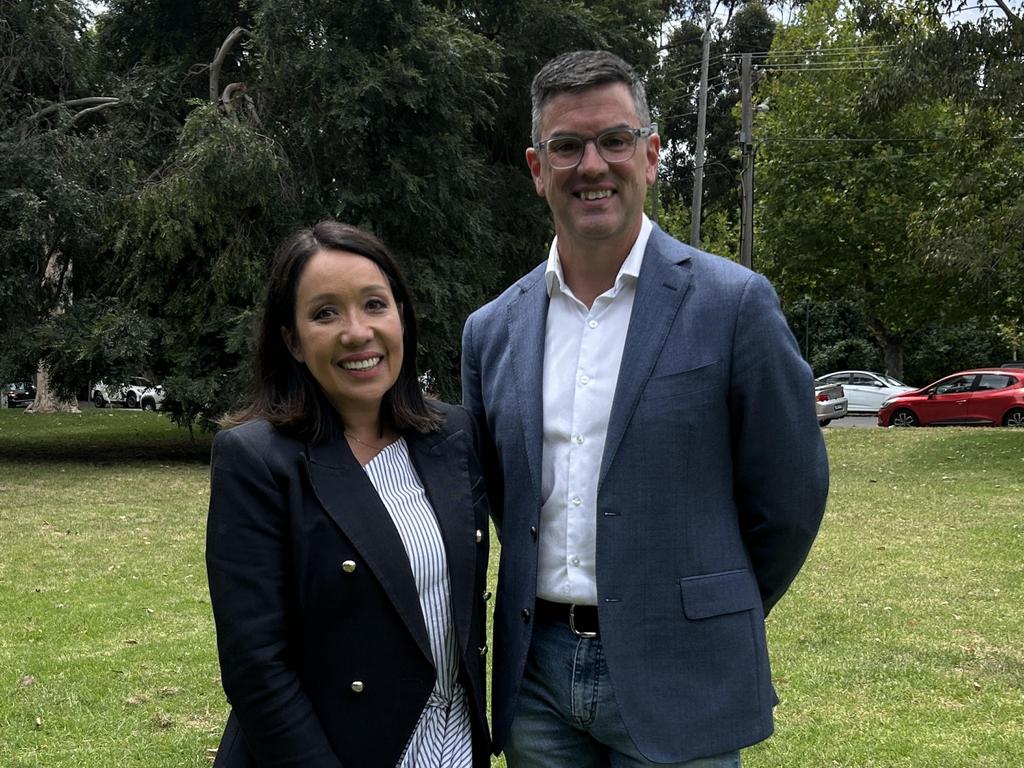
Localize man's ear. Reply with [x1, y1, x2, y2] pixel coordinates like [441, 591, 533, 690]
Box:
[282, 326, 303, 363]
[526, 147, 545, 197]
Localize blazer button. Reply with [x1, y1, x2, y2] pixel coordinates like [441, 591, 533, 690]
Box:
[341, 560, 357, 573]
[482, 590, 492, 602]
[475, 529, 483, 544]
[479, 645, 488, 658]
[529, 525, 537, 541]
[350, 681, 364, 693]
[521, 608, 531, 623]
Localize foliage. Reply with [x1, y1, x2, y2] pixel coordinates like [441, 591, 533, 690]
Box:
[754, 0, 1022, 378]
[650, 2, 777, 243]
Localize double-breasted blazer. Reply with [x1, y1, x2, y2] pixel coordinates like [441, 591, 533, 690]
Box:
[461, 225, 829, 763]
[206, 401, 491, 768]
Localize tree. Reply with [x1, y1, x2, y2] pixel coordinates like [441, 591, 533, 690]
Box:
[650, 2, 776, 251]
[754, 0, 1021, 378]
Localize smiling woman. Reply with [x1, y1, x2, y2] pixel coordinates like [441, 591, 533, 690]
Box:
[205, 221, 493, 767]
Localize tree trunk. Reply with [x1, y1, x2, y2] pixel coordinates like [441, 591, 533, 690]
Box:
[25, 249, 79, 414]
[866, 317, 905, 380]
[26, 364, 80, 414]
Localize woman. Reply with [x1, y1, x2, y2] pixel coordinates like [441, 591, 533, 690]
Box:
[206, 221, 491, 768]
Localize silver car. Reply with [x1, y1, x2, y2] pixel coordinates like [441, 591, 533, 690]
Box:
[816, 370, 914, 414]
[815, 382, 848, 426]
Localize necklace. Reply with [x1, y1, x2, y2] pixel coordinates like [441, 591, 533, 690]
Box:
[344, 431, 393, 453]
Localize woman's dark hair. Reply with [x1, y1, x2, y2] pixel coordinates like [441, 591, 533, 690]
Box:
[223, 220, 441, 441]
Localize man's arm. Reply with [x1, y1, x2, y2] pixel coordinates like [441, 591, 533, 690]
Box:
[461, 312, 505, 537]
[728, 273, 829, 614]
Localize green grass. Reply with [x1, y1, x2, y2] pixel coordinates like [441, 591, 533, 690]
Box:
[1, 411, 1021, 766]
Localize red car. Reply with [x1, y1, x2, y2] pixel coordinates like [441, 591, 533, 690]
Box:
[877, 368, 1024, 427]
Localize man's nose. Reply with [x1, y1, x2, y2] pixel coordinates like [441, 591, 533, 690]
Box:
[577, 139, 608, 174]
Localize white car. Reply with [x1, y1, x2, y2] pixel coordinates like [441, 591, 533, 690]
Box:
[92, 377, 166, 411]
[815, 370, 915, 414]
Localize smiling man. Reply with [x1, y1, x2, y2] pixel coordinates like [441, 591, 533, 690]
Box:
[462, 50, 829, 768]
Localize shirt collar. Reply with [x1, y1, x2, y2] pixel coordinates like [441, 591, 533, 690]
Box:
[545, 215, 653, 299]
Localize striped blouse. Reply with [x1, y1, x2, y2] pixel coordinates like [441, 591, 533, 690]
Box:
[363, 438, 473, 768]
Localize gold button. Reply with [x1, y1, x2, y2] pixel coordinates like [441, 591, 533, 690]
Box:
[350, 681, 364, 693]
[341, 560, 357, 573]
[482, 590, 492, 602]
[475, 529, 483, 544]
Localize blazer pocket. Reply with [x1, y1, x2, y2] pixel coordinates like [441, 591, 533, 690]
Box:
[643, 360, 721, 402]
[679, 569, 760, 620]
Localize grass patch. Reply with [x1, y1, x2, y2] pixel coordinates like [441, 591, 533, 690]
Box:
[1, 411, 1021, 766]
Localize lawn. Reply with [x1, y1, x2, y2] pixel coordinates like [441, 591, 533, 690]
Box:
[0, 410, 1021, 767]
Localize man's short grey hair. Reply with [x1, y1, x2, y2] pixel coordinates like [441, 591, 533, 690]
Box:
[530, 50, 651, 145]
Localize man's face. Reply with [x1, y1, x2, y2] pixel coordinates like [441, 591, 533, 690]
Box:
[526, 82, 659, 255]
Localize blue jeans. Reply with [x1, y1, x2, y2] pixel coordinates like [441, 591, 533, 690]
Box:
[504, 613, 742, 768]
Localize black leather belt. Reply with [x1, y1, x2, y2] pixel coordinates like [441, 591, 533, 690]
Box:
[535, 599, 599, 637]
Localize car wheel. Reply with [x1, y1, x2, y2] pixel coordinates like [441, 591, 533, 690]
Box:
[141, 398, 156, 412]
[891, 408, 919, 427]
[93, 391, 107, 408]
[1003, 408, 1024, 428]
[125, 391, 138, 409]
[819, 419, 831, 427]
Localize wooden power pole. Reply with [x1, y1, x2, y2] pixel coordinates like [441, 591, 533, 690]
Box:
[739, 52, 754, 270]
[689, 22, 712, 248]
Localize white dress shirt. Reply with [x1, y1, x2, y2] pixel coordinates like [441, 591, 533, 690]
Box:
[537, 215, 653, 605]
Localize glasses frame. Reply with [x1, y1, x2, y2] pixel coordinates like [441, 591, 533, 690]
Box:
[534, 124, 658, 170]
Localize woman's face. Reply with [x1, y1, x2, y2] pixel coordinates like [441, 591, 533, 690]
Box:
[284, 249, 404, 424]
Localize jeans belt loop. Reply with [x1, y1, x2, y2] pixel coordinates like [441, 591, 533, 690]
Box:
[569, 604, 598, 638]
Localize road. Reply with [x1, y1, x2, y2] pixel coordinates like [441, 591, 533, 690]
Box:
[824, 414, 878, 429]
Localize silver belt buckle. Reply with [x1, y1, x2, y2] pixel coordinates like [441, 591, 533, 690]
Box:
[569, 604, 598, 638]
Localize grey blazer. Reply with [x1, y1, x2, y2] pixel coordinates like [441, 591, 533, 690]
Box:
[462, 225, 828, 762]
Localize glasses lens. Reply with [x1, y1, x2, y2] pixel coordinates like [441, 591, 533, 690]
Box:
[545, 137, 583, 169]
[597, 130, 638, 162]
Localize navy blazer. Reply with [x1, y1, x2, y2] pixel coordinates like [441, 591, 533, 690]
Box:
[206, 401, 491, 768]
[462, 225, 829, 762]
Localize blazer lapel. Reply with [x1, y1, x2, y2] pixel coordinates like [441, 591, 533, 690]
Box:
[305, 438, 433, 665]
[600, 229, 694, 488]
[506, 270, 549, 496]
[406, 427, 475, 656]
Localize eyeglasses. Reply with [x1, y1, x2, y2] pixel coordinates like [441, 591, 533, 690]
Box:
[534, 125, 657, 170]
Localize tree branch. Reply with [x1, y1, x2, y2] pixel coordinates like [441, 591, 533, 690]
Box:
[991, 0, 1022, 28]
[25, 97, 120, 123]
[209, 27, 253, 103]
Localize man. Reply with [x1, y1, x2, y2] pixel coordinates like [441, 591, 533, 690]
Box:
[462, 50, 828, 767]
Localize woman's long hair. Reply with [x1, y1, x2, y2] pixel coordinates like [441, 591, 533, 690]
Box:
[223, 221, 440, 442]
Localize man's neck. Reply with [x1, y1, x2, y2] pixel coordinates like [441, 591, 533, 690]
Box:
[556, 231, 638, 309]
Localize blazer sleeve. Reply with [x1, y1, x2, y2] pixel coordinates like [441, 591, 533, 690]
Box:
[728, 273, 829, 615]
[206, 427, 344, 768]
[461, 312, 505, 534]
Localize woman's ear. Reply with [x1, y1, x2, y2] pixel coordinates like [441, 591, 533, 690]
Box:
[282, 326, 304, 363]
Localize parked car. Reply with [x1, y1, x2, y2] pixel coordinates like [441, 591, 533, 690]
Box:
[815, 382, 848, 426]
[92, 377, 165, 411]
[877, 369, 1024, 427]
[815, 370, 915, 414]
[4, 381, 36, 408]
[1000, 362, 1024, 370]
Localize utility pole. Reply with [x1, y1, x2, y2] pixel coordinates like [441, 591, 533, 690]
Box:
[689, 20, 712, 248]
[739, 52, 754, 270]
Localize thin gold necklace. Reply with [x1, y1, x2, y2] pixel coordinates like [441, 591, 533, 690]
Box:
[344, 432, 393, 452]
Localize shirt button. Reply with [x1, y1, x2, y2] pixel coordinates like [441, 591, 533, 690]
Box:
[580, 375, 590, 386]
[588, 320, 598, 329]
[574, 435, 584, 445]
[571, 556, 580, 566]
[572, 496, 582, 506]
